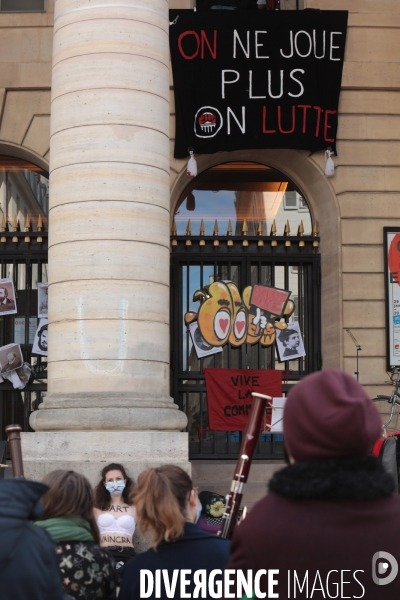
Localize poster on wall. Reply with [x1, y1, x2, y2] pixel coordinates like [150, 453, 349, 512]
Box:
[276, 321, 306, 362]
[0, 343, 23, 374]
[32, 318, 48, 356]
[0, 278, 17, 316]
[384, 228, 400, 369]
[169, 9, 348, 158]
[38, 282, 48, 318]
[204, 368, 282, 430]
[189, 321, 222, 359]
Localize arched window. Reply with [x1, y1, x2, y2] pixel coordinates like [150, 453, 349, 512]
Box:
[171, 162, 320, 459]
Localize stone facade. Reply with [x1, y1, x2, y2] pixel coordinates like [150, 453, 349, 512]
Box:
[0, 0, 399, 478]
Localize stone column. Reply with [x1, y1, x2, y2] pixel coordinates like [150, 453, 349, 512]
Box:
[24, 0, 188, 480]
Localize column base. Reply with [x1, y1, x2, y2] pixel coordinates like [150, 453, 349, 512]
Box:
[21, 430, 190, 552]
[29, 393, 188, 431]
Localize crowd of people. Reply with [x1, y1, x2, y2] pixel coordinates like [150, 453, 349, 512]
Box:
[2, 369, 400, 599]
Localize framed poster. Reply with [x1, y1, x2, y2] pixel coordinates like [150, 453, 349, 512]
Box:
[384, 228, 400, 368]
[32, 319, 48, 356]
[276, 321, 306, 362]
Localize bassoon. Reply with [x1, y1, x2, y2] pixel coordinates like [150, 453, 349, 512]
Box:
[5, 424, 24, 478]
[219, 392, 271, 539]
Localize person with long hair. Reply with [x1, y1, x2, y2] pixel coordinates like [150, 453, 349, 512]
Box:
[94, 463, 136, 578]
[35, 469, 116, 600]
[118, 465, 230, 600]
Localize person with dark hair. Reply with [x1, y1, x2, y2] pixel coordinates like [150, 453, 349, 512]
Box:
[94, 463, 136, 579]
[37, 324, 48, 352]
[0, 478, 67, 600]
[227, 369, 400, 598]
[0, 286, 15, 311]
[197, 491, 226, 534]
[278, 326, 300, 357]
[35, 469, 117, 600]
[118, 465, 230, 600]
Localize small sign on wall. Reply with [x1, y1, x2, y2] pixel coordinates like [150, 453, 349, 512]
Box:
[14, 318, 38, 345]
[384, 228, 400, 369]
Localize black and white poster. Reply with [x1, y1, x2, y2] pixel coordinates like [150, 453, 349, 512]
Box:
[276, 321, 305, 362]
[0, 278, 17, 316]
[0, 343, 23, 374]
[169, 9, 348, 158]
[38, 282, 48, 318]
[32, 318, 48, 356]
[189, 321, 222, 359]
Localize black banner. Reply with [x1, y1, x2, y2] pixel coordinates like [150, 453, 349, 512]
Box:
[169, 9, 348, 158]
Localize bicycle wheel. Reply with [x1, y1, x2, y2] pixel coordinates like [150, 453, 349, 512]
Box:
[372, 396, 400, 433]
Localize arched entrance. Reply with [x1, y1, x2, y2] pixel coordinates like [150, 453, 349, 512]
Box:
[0, 153, 48, 444]
[170, 157, 328, 459]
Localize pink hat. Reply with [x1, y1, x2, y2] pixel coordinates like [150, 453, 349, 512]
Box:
[283, 369, 383, 462]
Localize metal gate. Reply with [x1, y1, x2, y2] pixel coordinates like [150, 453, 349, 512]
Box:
[171, 227, 321, 459]
[0, 229, 48, 440]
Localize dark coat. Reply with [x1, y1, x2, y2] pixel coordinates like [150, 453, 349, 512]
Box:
[119, 522, 230, 600]
[228, 456, 400, 600]
[0, 479, 66, 600]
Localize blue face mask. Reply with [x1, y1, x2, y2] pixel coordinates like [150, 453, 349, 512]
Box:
[195, 496, 202, 524]
[105, 481, 125, 496]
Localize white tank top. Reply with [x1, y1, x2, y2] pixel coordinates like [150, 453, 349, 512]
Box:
[97, 512, 136, 538]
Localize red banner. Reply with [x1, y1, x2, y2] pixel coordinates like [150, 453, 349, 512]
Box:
[204, 368, 282, 431]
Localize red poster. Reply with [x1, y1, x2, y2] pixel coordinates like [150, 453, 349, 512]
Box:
[204, 368, 282, 431]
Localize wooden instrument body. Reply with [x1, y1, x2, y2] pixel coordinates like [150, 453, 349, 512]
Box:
[5, 424, 24, 478]
[219, 393, 270, 539]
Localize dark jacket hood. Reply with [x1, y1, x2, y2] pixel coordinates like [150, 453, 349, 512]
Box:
[0, 479, 49, 568]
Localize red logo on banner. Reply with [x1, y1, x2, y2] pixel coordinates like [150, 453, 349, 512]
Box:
[204, 368, 282, 431]
[388, 234, 400, 286]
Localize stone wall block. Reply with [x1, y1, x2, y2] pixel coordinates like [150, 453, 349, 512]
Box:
[344, 28, 400, 63]
[50, 125, 169, 174]
[343, 357, 388, 386]
[23, 115, 50, 157]
[342, 246, 383, 273]
[340, 91, 400, 115]
[0, 28, 49, 64]
[49, 163, 170, 210]
[47, 358, 169, 396]
[342, 273, 385, 300]
[49, 319, 169, 363]
[53, 19, 168, 67]
[52, 54, 169, 99]
[51, 89, 169, 137]
[305, 0, 400, 13]
[49, 201, 170, 246]
[50, 280, 169, 323]
[49, 241, 170, 285]
[54, 0, 167, 33]
[343, 300, 385, 329]
[334, 142, 400, 167]
[332, 167, 386, 194]
[1, 90, 51, 144]
[29, 404, 187, 432]
[337, 115, 367, 140]
[342, 219, 400, 245]
[338, 193, 400, 219]
[18, 62, 52, 89]
[384, 168, 400, 191]
[22, 431, 188, 466]
[342, 62, 400, 90]
[343, 327, 386, 356]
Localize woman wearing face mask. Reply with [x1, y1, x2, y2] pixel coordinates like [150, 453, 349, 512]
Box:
[118, 465, 230, 600]
[94, 463, 136, 579]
